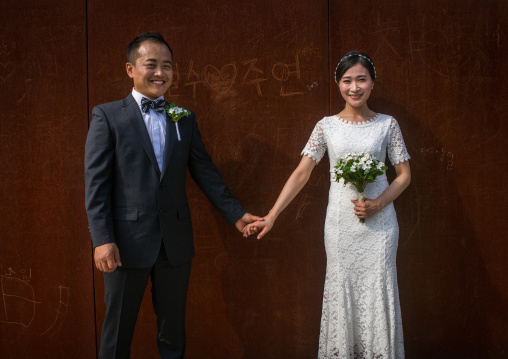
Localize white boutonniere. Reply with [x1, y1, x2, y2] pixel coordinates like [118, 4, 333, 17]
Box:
[165, 103, 191, 141]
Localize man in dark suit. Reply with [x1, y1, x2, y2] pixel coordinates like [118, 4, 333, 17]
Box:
[85, 32, 259, 358]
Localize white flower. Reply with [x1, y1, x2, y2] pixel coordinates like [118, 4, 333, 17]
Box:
[166, 104, 191, 124]
[168, 107, 184, 115]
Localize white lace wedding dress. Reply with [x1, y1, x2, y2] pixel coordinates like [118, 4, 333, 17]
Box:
[302, 114, 410, 359]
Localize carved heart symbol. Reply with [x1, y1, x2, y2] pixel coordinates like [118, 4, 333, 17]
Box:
[0, 62, 14, 83]
[202, 63, 237, 95]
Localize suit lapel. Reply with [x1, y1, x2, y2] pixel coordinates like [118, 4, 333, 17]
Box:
[161, 112, 176, 179]
[123, 95, 161, 176]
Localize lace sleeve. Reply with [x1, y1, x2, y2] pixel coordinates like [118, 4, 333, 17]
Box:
[301, 119, 326, 164]
[387, 118, 411, 165]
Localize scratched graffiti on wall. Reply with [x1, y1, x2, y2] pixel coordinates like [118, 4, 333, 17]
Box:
[0, 264, 69, 337]
[420, 147, 454, 170]
[169, 53, 312, 100]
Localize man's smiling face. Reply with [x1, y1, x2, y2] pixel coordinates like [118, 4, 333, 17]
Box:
[126, 40, 173, 100]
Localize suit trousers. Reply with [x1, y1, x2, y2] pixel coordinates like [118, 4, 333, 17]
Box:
[99, 243, 192, 359]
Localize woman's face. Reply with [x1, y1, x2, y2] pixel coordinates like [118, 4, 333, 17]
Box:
[338, 63, 374, 108]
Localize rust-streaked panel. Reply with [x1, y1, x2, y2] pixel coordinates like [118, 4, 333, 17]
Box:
[2, 0, 506, 358]
[0, 1, 95, 358]
[87, 0, 329, 357]
[330, 1, 508, 357]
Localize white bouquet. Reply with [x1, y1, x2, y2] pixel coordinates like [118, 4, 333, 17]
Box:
[334, 152, 388, 223]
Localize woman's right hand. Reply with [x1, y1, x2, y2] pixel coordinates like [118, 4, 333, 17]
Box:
[243, 214, 275, 239]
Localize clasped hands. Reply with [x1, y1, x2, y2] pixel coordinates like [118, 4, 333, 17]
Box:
[242, 197, 383, 240]
[239, 212, 272, 240]
[242, 213, 274, 240]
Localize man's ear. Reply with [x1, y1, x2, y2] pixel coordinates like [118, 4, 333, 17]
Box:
[126, 62, 134, 78]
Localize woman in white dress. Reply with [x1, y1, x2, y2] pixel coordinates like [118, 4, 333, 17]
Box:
[244, 51, 411, 359]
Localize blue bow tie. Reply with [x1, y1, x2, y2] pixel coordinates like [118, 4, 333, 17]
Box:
[141, 97, 166, 114]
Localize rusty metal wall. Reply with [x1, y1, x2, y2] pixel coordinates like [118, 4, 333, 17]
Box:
[0, 0, 96, 358]
[329, 0, 508, 357]
[87, 1, 330, 358]
[1, 0, 507, 358]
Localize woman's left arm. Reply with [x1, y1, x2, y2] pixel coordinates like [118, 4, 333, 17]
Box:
[352, 160, 411, 219]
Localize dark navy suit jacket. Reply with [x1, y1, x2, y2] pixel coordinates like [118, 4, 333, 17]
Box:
[85, 94, 245, 267]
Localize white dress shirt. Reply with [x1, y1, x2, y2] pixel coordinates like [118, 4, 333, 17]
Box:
[131, 89, 167, 172]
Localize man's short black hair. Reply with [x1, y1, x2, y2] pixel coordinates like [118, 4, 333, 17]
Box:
[127, 32, 173, 63]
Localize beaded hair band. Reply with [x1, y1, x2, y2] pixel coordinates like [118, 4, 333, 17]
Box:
[334, 53, 376, 85]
